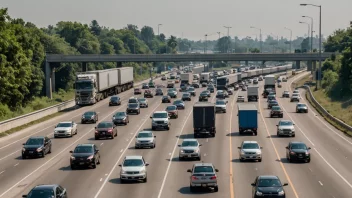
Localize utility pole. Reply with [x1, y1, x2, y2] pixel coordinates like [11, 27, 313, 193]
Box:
[204, 34, 208, 54]
[250, 26, 262, 53]
[157, 24, 162, 54]
[284, 27, 292, 53]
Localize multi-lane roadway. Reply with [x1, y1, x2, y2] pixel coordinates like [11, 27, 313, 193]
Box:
[0, 71, 351, 198]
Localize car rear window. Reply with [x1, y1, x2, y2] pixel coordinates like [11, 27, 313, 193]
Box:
[74, 146, 93, 153]
[28, 189, 54, 198]
[194, 166, 214, 173]
[97, 122, 113, 128]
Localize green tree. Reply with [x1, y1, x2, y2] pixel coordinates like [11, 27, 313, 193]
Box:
[167, 35, 178, 53]
[90, 20, 101, 36]
[322, 69, 339, 91]
[100, 42, 114, 54]
[216, 37, 232, 53]
[141, 26, 154, 45]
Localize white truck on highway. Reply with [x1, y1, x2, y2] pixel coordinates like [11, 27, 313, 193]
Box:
[75, 67, 134, 105]
[180, 73, 193, 85]
[247, 86, 259, 102]
[200, 72, 210, 83]
[264, 75, 276, 93]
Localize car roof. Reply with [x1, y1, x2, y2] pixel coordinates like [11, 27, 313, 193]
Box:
[194, 163, 214, 167]
[289, 141, 306, 145]
[258, 175, 280, 180]
[29, 136, 45, 139]
[297, 103, 306, 105]
[32, 184, 58, 190]
[183, 139, 198, 142]
[58, 121, 72, 124]
[138, 130, 152, 134]
[279, 120, 292, 123]
[76, 143, 94, 147]
[125, 155, 143, 160]
[154, 111, 167, 113]
[243, 141, 258, 144]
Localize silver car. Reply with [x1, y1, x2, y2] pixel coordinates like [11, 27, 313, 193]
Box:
[296, 103, 308, 113]
[290, 93, 300, 102]
[215, 100, 227, 113]
[54, 121, 78, 138]
[135, 131, 156, 149]
[138, 98, 148, 108]
[238, 141, 262, 162]
[237, 95, 245, 102]
[277, 120, 295, 137]
[119, 156, 149, 183]
[187, 163, 219, 192]
[179, 139, 202, 160]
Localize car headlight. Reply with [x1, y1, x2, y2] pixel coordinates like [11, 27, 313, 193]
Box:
[194, 149, 200, 153]
[136, 140, 140, 143]
[112, 116, 115, 120]
[240, 150, 245, 155]
[256, 151, 262, 154]
[180, 150, 184, 153]
[256, 191, 263, 196]
[22, 148, 26, 152]
[121, 170, 127, 174]
[36, 147, 43, 152]
[278, 190, 285, 195]
[164, 120, 168, 123]
[140, 169, 146, 174]
[70, 156, 75, 160]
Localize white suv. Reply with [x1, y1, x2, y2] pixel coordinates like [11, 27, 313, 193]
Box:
[238, 141, 262, 162]
[119, 156, 149, 183]
[151, 111, 170, 130]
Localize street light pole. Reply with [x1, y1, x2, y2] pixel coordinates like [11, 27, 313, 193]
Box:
[204, 34, 208, 54]
[299, 21, 310, 52]
[302, 16, 314, 52]
[224, 26, 232, 53]
[284, 27, 292, 53]
[301, 3, 322, 89]
[158, 24, 162, 37]
[250, 26, 262, 53]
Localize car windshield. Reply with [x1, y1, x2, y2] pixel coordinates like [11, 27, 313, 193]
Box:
[280, 121, 293, 126]
[272, 106, 281, 111]
[258, 178, 282, 187]
[74, 146, 93, 153]
[128, 104, 138, 108]
[26, 138, 44, 145]
[138, 98, 146, 102]
[194, 166, 214, 173]
[297, 104, 306, 107]
[168, 90, 174, 93]
[166, 106, 176, 111]
[291, 143, 307, 150]
[188, 87, 195, 91]
[128, 99, 138, 103]
[115, 112, 126, 117]
[292, 94, 299, 97]
[84, 112, 94, 116]
[156, 89, 162, 92]
[123, 159, 144, 167]
[182, 141, 198, 147]
[153, 113, 168, 118]
[97, 122, 113, 128]
[162, 96, 169, 99]
[183, 93, 190, 97]
[270, 101, 278, 104]
[242, 143, 259, 149]
[57, 123, 72, 127]
[216, 101, 226, 105]
[27, 189, 55, 198]
[174, 100, 183, 104]
[111, 97, 119, 101]
[284, 91, 289, 93]
[138, 132, 153, 138]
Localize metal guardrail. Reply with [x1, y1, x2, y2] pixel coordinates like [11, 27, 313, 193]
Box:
[0, 73, 169, 134]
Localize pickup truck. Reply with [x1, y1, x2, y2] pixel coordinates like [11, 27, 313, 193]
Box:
[238, 104, 258, 136]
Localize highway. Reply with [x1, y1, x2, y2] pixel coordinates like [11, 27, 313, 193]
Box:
[0, 71, 351, 198]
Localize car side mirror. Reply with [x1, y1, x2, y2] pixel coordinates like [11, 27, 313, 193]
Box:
[178, 145, 181, 147]
[199, 144, 202, 146]
[283, 183, 288, 186]
[260, 147, 263, 149]
[22, 195, 27, 198]
[237, 147, 241, 149]
[285, 146, 289, 149]
[145, 163, 149, 166]
[69, 151, 73, 153]
[22, 143, 26, 145]
[308, 147, 311, 149]
[187, 169, 192, 173]
[276, 125, 278, 126]
[118, 164, 122, 167]
[150, 116, 152, 119]
[154, 136, 156, 138]
[215, 169, 219, 172]
[251, 183, 256, 186]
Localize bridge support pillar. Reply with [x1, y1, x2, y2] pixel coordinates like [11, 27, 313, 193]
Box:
[116, 62, 123, 68]
[245, 60, 249, 66]
[82, 62, 88, 72]
[307, 61, 312, 71]
[312, 61, 317, 73]
[295, 61, 301, 69]
[51, 67, 56, 93]
[45, 61, 53, 99]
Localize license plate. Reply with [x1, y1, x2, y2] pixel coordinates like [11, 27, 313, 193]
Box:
[80, 162, 84, 165]
[29, 151, 33, 153]
[202, 184, 207, 187]
[188, 154, 192, 157]
[102, 132, 105, 135]
[131, 177, 135, 179]
[249, 156, 253, 158]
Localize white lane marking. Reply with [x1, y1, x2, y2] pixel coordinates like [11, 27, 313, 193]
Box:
[308, 168, 313, 172]
[169, 153, 171, 156]
[120, 149, 123, 153]
[0, 171, 4, 175]
[100, 143, 104, 146]
[13, 163, 19, 167]
[157, 94, 217, 198]
[206, 138, 208, 142]
[313, 148, 352, 189]
[204, 153, 207, 157]
[100, 178, 103, 182]
[0, 99, 129, 198]
[93, 103, 162, 198]
[105, 174, 108, 176]
[318, 181, 323, 186]
[289, 74, 352, 145]
[0, 150, 21, 162]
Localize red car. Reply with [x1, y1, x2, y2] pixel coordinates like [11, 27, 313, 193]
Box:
[134, 88, 142, 95]
[166, 105, 178, 119]
[144, 89, 154, 98]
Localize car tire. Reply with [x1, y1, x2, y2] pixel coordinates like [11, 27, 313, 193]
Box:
[115, 131, 118, 137]
[153, 143, 156, 148]
[71, 165, 76, 170]
[143, 177, 147, 183]
[292, 134, 295, 137]
[254, 132, 257, 136]
[92, 160, 97, 169]
[214, 186, 219, 192]
[152, 127, 156, 130]
[111, 134, 114, 139]
[197, 156, 201, 161]
[95, 137, 99, 140]
[306, 110, 308, 113]
[22, 155, 26, 159]
[307, 159, 311, 163]
[280, 115, 283, 118]
[42, 151, 45, 158]
[81, 121, 85, 124]
[75, 129, 78, 135]
[166, 126, 170, 131]
[48, 146, 52, 154]
[258, 159, 262, 162]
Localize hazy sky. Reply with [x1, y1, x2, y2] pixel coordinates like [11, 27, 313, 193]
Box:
[2, 0, 351, 41]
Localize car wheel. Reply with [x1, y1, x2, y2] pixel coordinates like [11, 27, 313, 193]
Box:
[75, 129, 78, 135]
[258, 159, 262, 162]
[197, 156, 201, 161]
[307, 159, 311, 163]
[152, 127, 156, 130]
[48, 146, 52, 154]
[143, 177, 147, 183]
[115, 131, 118, 137]
[239, 158, 244, 162]
[81, 121, 85, 124]
[92, 160, 97, 169]
[42, 151, 46, 158]
[277, 133, 280, 137]
[111, 134, 114, 139]
[306, 110, 308, 113]
[71, 131, 74, 137]
[95, 137, 99, 140]
[179, 156, 183, 161]
[153, 143, 156, 148]
[166, 126, 170, 131]
[71, 165, 76, 170]
[214, 186, 219, 192]
[22, 155, 26, 159]
[292, 134, 295, 137]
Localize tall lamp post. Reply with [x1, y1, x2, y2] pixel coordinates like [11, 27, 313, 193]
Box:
[299, 21, 311, 52]
[284, 27, 292, 53]
[302, 15, 314, 52]
[157, 24, 162, 54]
[250, 26, 262, 53]
[204, 34, 208, 54]
[300, 3, 322, 89]
[224, 26, 232, 53]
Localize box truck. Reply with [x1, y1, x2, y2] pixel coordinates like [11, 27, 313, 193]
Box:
[193, 102, 216, 137]
[238, 104, 258, 135]
[247, 86, 259, 101]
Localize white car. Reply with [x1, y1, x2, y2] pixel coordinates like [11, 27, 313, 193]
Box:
[215, 100, 227, 113]
[119, 156, 149, 183]
[151, 111, 170, 130]
[290, 93, 301, 102]
[54, 121, 77, 138]
[238, 141, 262, 162]
[179, 139, 202, 160]
[237, 95, 245, 102]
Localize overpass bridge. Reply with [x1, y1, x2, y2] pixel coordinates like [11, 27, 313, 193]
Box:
[45, 52, 335, 98]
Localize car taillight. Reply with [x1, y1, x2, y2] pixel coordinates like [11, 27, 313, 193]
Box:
[210, 176, 217, 180]
[191, 176, 198, 180]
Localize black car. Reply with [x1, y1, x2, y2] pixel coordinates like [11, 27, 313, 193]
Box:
[182, 93, 192, 101]
[22, 184, 67, 198]
[216, 91, 226, 99]
[286, 141, 311, 163]
[201, 82, 207, 87]
[112, 112, 129, 125]
[268, 100, 279, 109]
[162, 95, 171, 103]
[126, 103, 140, 114]
[155, 88, 164, 96]
[81, 111, 98, 124]
[109, 96, 121, 106]
[199, 92, 209, 102]
[191, 82, 200, 88]
[70, 144, 100, 169]
[179, 85, 188, 92]
[251, 175, 288, 198]
[187, 87, 196, 96]
[22, 136, 52, 159]
[270, 106, 283, 118]
[173, 100, 185, 109]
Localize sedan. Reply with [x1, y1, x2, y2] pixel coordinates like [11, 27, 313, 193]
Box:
[237, 95, 245, 102]
[22, 136, 52, 159]
[282, 91, 290, 98]
[286, 141, 311, 163]
[126, 103, 141, 114]
[119, 156, 149, 183]
[138, 98, 149, 108]
[270, 106, 283, 118]
[268, 100, 279, 109]
[134, 88, 142, 95]
[201, 90, 211, 97]
[296, 103, 308, 113]
[238, 141, 262, 162]
[173, 100, 185, 109]
[81, 111, 98, 124]
[54, 121, 78, 138]
[201, 82, 207, 87]
[142, 84, 149, 89]
[199, 92, 209, 102]
[94, 121, 118, 140]
[167, 90, 177, 98]
[216, 90, 226, 99]
[187, 87, 196, 96]
[251, 175, 288, 198]
[109, 96, 121, 106]
[241, 86, 247, 91]
[162, 95, 171, 103]
[227, 88, 234, 95]
[215, 100, 227, 113]
[144, 90, 154, 98]
[135, 130, 156, 149]
[112, 112, 129, 125]
[165, 105, 178, 119]
[182, 93, 192, 101]
[155, 88, 164, 96]
[22, 184, 67, 198]
[70, 143, 100, 169]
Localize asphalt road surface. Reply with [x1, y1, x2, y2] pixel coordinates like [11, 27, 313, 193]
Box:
[0, 71, 351, 198]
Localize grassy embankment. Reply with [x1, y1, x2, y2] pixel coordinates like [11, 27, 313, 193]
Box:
[295, 74, 352, 136]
